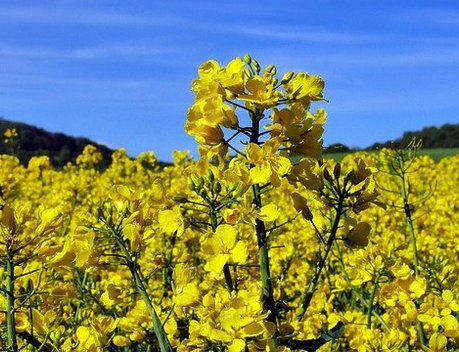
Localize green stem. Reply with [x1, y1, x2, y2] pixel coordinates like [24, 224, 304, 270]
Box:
[131, 266, 171, 352]
[399, 166, 420, 277]
[249, 110, 278, 344]
[113, 234, 172, 352]
[6, 251, 18, 352]
[398, 159, 426, 346]
[252, 184, 278, 336]
[367, 271, 381, 328]
[298, 197, 344, 321]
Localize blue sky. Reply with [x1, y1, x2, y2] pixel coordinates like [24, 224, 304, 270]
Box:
[1, 1, 458, 161]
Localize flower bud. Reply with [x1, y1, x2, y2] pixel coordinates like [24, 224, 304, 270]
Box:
[281, 71, 294, 85]
[205, 169, 214, 184]
[333, 163, 341, 180]
[302, 205, 313, 221]
[187, 177, 196, 191]
[232, 183, 247, 198]
[252, 60, 260, 73]
[173, 195, 188, 203]
[265, 64, 276, 75]
[213, 181, 222, 195]
[244, 68, 252, 79]
[191, 174, 204, 189]
[243, 53, 252, 65]
[199, 189, 208, 199]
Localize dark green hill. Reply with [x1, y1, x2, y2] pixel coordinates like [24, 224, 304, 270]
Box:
[0, 117, 114, 169]
[367, 123, 459, 150]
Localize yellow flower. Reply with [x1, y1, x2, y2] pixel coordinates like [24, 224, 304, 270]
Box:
[343, 218, 371, 248]
[440, 315, 459, 338]
[238, 75, 280, 109]
[173, 265, 200, 307]
[203, 224, 248, 277]
[427, 333, 447, 352]
[113, 335, 131, 347]
[254, 203, 280, 222]
[185, 119, 224, 145]
[158, 206, 184, 236]
[284, 72, 325, 107]
[246, 139, 291, 186]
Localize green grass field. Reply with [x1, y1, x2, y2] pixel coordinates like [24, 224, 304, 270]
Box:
[323, 148, 459, 163]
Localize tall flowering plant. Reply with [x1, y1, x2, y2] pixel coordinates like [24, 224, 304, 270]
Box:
[182, 55, 382, 350]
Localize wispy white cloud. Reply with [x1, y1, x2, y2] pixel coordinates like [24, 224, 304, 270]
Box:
[249, 46, 459, 73]
[397, 9, 459, 25]
[0, 42, 180, 60]
[71, 43, 180, 59]
[315, 49, 459, 66]
[237, 26, 390, 44]
[0, 4, 188, 27]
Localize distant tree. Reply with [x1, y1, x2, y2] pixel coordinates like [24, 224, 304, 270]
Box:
[367, 123, 459, 150]
[0, 117, 115, 169]
[324, 143, 352, 153]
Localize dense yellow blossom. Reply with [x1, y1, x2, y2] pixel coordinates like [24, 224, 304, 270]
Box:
[0, 55, 457, 351]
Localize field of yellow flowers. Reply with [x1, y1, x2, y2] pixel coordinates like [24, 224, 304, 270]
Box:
[0, 56, 458, 352]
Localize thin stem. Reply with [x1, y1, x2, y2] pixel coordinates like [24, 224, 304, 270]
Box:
[399, 160, 420, 276]
[298, 197, 344, 321]
[6, 251, 18, 352]
[249, 109, 279, 346]
[367, 271, 381, 328]
[252, 185, 278, 334]
[111, 230, 172, 352]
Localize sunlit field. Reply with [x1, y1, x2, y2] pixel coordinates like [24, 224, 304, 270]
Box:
[1, 56, 458, 352]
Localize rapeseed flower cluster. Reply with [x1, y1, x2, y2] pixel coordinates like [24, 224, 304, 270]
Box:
[0, 56, 457, 352]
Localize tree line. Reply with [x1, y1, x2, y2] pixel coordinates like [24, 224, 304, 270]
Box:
[324, 122, 459, 153]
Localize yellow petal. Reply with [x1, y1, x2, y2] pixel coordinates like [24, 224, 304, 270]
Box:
[256, 203, 280, 222]
[76, 326, 91, 344]
[344, 222, 371, 247]
[231, 241, 248, 264]
[1, 205, 16, 233]
[174, 283, 200, 307]
[31, 309, 47, 336]
[212, 224, 237, 252]
[158, 208, 183, 235]
[246, 143, 264, 163]
[204, 254, 229, 274]
[242, 322, 265, 337]
[250, 164, 271, 184]
[272, 155, 291, 176]
[113, 335, 131, 347]
[228, 339, 246, 352]
[429, 333, 447, 352]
